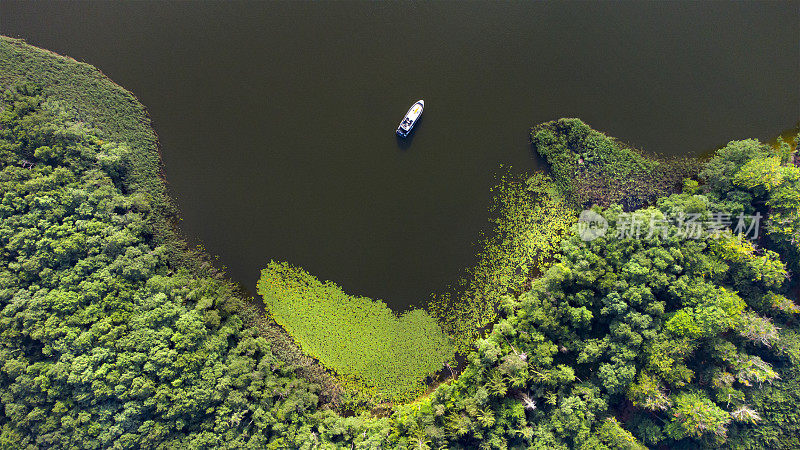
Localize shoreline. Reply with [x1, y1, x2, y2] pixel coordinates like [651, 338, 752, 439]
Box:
[0, 35, 346, 406]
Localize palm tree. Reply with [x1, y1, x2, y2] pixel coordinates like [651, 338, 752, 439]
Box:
[409, 422, 432, 450]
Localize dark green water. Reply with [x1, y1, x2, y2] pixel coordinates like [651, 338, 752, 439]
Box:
[2, 1, 798, 310]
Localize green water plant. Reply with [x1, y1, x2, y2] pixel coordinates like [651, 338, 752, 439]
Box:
[429, 171, 577, 353]
[257, 261, 455, 402]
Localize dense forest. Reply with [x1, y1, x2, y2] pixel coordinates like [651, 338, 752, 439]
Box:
[1, 37, 799, 449]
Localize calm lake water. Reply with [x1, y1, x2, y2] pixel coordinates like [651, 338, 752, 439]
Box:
[2, 2, 798, 310]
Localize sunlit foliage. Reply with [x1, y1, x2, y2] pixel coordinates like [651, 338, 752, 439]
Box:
[428, 172, 577, 353]
[701, 136, 800, 273]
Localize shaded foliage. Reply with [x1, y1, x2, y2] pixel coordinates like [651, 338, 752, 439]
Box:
[531, 118, 700, 211]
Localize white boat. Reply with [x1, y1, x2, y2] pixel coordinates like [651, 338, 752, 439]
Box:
[396, 100, 424, 137]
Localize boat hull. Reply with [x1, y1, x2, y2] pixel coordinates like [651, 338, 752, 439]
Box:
[396, 100, 424, 137]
